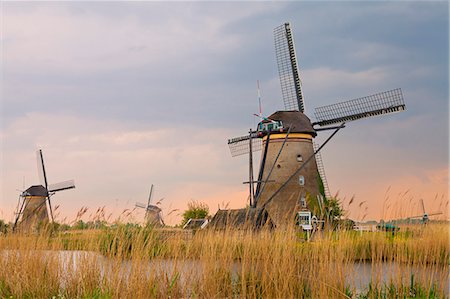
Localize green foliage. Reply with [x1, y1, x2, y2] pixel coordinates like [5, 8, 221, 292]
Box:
[72, 220, 107, 230]
[86, 220, 108, 230]
[0, 220, 8, 234]
[180, 200, 209, 226]
[317, 171, 326, 198]
[338, 218, 355, 230]
[0, 278, 12, 297]
[356, 279, 441, 299]
[72, 220, 88, 230]
[58, 224, 71, 231]
[315, 173, 347, 228]
[323, 197, 344, 222]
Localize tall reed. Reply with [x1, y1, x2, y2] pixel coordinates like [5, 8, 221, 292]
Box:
[0, 223, 448, 298]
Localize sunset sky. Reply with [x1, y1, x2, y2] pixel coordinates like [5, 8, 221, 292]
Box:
[1, 1, 448, 225]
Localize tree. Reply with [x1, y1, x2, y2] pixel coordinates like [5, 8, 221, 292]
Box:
[72, 220, 88, 230]
[180, 200, 209, 226]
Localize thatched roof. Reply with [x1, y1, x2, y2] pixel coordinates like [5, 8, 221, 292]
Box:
[209, 207, 274, 230]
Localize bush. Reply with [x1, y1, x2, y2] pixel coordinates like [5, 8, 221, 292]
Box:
[0, 220, 8, 234]
[180, 200, 209, 226]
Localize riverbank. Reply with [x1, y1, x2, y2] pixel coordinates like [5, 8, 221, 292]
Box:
[0, 224, 448, 297]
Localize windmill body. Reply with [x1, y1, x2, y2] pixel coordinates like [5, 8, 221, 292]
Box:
[20, 185, 49, 229]
[255, 111, 320, 226]
[136, 184, 165, 227]
[225, 22, 406, 229]
[14, 150, 75, 232]
[144, 205, 164, 227]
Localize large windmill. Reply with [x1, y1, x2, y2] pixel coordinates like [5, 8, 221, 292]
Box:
[13, 149, 75, 231]
[227, 22, 406, 227]
[135, 184, 165, 227]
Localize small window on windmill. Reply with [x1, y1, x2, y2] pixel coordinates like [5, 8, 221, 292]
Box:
[300, 196, 307, 208]
[299, 175, 305, 186]
[297, 154, 303, 162]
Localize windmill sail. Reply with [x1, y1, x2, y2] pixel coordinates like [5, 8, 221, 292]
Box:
[426, 212, 443, 217]
[314, 88, 405, 126]
[36, 150, 48, 188]
[313, 142, 331, 199]
[274, 22, 305, 112]
[227, 134, 262, 157]
[147, 184, 154, 207]
[419, 198, 425, 214]
[48, 180, 75, 192]
[135, 202, 147, 209]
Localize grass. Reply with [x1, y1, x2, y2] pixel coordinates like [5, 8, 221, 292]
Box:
[0, 223, 448, 298]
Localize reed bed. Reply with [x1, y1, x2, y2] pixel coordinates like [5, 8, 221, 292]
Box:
[0, 223, 448, 298]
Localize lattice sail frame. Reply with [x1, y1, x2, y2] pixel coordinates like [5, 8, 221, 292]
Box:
[314, 88, 405, 126]
[274, 23, 305, 112]
[313, 142, 331, 199]
[228, 134, 262, 157]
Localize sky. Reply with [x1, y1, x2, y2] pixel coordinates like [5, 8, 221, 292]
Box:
[1, 1, 448, 225]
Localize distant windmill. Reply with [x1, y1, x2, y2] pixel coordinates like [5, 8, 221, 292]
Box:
[408, 198, 443, 224]
[226, 22, 406, 227]
[13, 149, 75, 231]
[135, 184, 164, 227]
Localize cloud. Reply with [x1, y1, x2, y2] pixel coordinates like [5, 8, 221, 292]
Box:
[1, 2, 448, 225]
[3, 2, 285, 75]
[3, 2, 282, 127]
[4, 5, 235, 74]
[0, 112, 252, 224]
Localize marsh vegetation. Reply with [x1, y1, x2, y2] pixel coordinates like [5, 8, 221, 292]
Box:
[0, 222, 448, 298]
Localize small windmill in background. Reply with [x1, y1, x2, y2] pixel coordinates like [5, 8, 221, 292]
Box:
[408, 198, 443, 224]
[13, 149, 75, 231]
[135, 184, 165, 227]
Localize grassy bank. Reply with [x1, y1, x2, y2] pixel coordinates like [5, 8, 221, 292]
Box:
[0, 224, 448, 298]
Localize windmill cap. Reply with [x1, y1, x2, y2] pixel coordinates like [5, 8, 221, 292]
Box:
[147, 205, 162, 212]
[267, 111, 316, 137]
[23, 185, 48, 197]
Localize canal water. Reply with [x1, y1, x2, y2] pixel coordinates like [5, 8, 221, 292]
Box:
[3, 250, 448, 296]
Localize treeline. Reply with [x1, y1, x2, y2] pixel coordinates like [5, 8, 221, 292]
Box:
[0, 219, 138, 234]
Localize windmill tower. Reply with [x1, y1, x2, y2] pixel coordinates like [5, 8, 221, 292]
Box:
[13, 149, 75, 231]
[135, 184, 164, 227]
[227, 22, 406, 227]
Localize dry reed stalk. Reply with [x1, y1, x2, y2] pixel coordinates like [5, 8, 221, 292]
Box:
[0, 223, 448, 298]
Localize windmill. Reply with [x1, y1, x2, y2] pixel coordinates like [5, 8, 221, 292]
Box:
[226, 22, 406, 227]
[135, 184, 165, 227]
[13, 149, 75, 231]
[408, 199, 443, 224]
